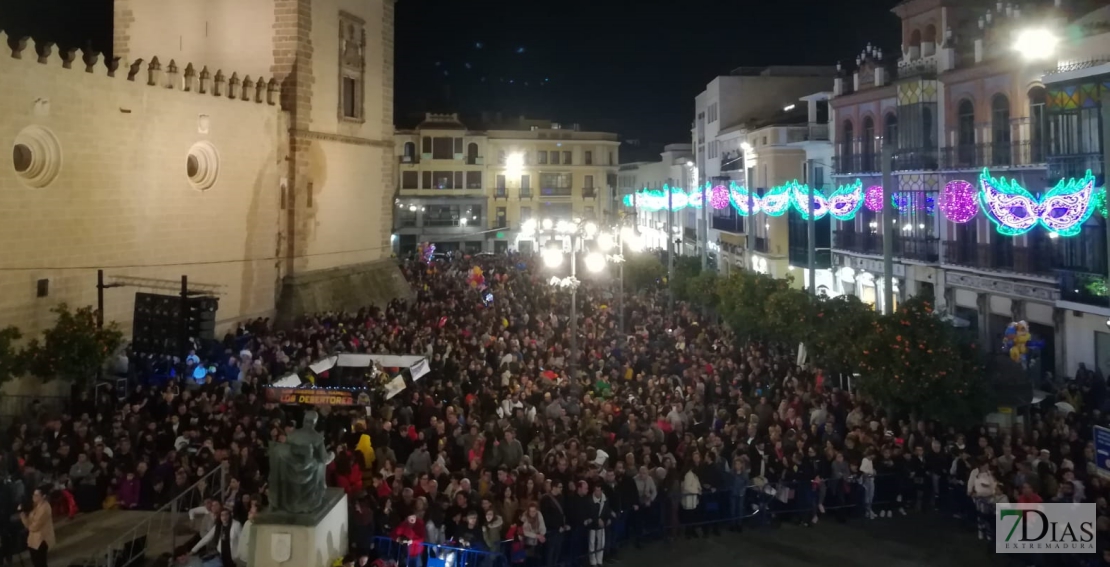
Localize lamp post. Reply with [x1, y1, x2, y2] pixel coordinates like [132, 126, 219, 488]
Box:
[527, 218, 612, 378]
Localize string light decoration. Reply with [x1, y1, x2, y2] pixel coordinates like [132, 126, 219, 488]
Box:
[687, 185, 704, 209]
[939, 180, 978, 224]
[826, 179, 865, 221]
[760, 185, 792, 217]
[788, 182, 830, 220]
[709, 185, 730, 210]
[979, 168, 1097, 237]
[864, 185, 884, 212]
[893, 192, 937, 214]
[729, 183, 760, 216]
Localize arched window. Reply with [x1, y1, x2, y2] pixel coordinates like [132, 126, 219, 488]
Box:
[862, 116, 876, 170]
[957, 99, 976, 166]
[923, 24, 937, 55]
[1028, 86, 1047, 164]
[403, 141, 416, 159]
[884, 112, 899, 151]
[841, 120, 855, 171]
[910, 29, 922, 48]
[992, 94, 1012, 166]
[467, 142, 479, 164]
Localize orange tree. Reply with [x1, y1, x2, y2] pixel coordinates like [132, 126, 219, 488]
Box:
[810, 294, 878, 377]
[717, 270, 815, 344]
[856, 295, 991, 424]
[20, 303, 124, 388]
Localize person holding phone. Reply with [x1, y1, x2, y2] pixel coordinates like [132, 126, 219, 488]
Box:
[21, 487, 54, 567]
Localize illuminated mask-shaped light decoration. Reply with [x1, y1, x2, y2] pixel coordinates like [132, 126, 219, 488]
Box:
[979, 168, 1097, 237]
[939, 180, 978, 224]
[826, 180, 864, 221]
[788, 182, 829, 220]
[709, 185, 730, 210]
[760, 185, 792, 217]
[686, 186, 704, 209]
[665, 185, 689, 210]
[729, 183, 760, 216]
[864, 185, 884, 212]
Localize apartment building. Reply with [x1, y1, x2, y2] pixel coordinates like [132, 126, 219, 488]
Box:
[618, 144, 695, 252]
[393, 113, 620, 255]
[828, 0, 1110, 378]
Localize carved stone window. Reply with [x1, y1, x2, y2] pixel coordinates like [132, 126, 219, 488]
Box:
[338, 12, 366, 123]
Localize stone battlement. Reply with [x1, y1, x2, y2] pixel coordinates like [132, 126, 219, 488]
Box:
[1, 31, 281, 106]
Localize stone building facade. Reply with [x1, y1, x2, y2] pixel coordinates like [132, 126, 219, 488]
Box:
[0, 0, 403, 337]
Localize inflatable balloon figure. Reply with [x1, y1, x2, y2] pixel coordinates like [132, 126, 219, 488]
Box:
[467, 266, 486, 289]
[1002, 320, 1031, 363]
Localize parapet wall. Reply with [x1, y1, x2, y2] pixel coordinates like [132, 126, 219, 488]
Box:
[0, 31, 286, 338]
[2, 31, 282, 106]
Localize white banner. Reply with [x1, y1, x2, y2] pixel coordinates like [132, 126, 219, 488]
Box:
[410, 358, 430, 381]
[384, 376, 407, 400]
[308, 356, 337, 375]
[337, 353, 374, 367]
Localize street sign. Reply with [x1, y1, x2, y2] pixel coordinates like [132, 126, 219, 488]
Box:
[1094, 425, 1110, 479]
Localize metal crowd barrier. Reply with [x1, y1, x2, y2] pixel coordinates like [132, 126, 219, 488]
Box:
[365, 474, 1026, 567]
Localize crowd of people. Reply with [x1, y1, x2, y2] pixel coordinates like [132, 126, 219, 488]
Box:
[2, 250, 1109, 567]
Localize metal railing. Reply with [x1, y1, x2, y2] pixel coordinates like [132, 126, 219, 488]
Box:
[833, 230, 882, 255]
[89, 464, 228, 567]
[1048, 152, 1104, 180]
[366, 475, 1007, 567]
[939, 141, 1045, 169]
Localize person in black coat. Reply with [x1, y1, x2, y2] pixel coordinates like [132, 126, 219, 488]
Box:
[585, 483, 613, 566]
[540, 482, 568, 567]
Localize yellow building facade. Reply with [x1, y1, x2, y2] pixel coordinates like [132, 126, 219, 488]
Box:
[393, 114, 619, 254]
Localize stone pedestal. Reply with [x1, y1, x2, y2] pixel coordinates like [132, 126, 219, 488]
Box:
[250, 488, 348, 567]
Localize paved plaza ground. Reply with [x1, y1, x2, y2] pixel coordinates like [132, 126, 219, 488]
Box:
[623, 514, 1014, 567]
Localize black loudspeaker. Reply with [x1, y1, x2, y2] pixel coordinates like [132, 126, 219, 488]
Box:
[132, 293, 181, 356]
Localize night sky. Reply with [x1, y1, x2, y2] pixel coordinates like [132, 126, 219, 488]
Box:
[2, 0, 903, 153]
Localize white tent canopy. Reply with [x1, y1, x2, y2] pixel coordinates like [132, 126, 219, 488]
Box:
[306, 353, 431, 381]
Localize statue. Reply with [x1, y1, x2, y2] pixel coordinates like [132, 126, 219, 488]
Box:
[268, 411, 335, 515]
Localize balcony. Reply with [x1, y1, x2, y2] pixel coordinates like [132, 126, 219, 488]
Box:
[399, 155, 419, 164]
[520, 189, 533, 199]
[1048, 153, 1103, 181]
[712, 215, 744, 234]
[895, 56, 938, 81]
[834, 230, 882, 255]
[540, 187, 573, 197]
[582, 187, 597, 199]
[898, 236, 939, 263]
[944, 240, 978, 266]
[494, 188, 508, 199]
[808, 123, 830, 141]
[891, 148, 938, 171]
[788, 247, 832, 269]
[466, 156, 484, 165]
[833, 153, 880, 175]
[940, 141, 1046, 170]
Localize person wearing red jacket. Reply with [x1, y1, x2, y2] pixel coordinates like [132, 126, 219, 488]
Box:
[391, 514, 426, 566]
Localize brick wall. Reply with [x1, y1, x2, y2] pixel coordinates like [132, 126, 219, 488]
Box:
[0, 38, 282, 336]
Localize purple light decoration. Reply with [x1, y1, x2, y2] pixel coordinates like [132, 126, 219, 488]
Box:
[939, 180, 978, 224]
[709, 185, 730, 210]
[864, 185, 884, 212]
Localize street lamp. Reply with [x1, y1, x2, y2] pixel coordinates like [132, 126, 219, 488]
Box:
[536, 217, 628, 377]
[1014, 28, 1058, 60]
